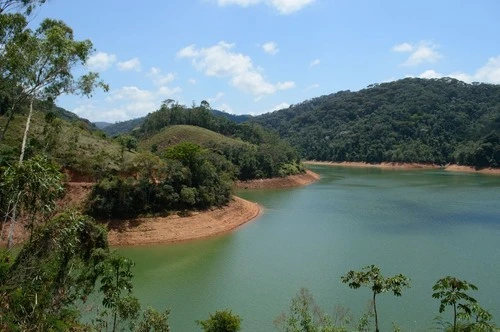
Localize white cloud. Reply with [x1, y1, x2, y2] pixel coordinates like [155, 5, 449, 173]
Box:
[392, 42, 413, 53]
[106, 86, 152, 102]
[392, 41, 442, 66]
[188, 78, 197, 84]
[148, 67, 175, 85]
[417, 55, 500, 84]
[76, 85, 182, 121]
[262, 41, 279, 55]
[87, 52, 116, 71]
[157, 86, 183, 96]
[117, 57, 141, 71]
[208, 92, 225, 103]
[216, 0, 315, 14]
[177, 45, 199, 58]
[310, 58, 320, 67]
[474, 55, 500, 83]
[269, 102, 290, 111]
[418, 69, 443, 79]
[216, 103, 234, 113]
[177, 41, 295, 97]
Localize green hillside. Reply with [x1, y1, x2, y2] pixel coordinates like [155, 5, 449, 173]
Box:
[139, 124, 250, 151]
[133, 101, 304, 180]
[0, 107, 135, 177]
[254, 78, 500, 168]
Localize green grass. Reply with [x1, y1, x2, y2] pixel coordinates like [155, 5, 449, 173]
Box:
[0, 109, 135, 172]
[139, 124, 251, 151]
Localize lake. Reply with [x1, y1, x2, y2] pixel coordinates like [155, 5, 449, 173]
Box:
[118, 166, 500, 331]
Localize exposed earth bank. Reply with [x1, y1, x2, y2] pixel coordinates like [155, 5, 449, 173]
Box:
[106, 196, 261, 246]
[235, 169, 320, 189]
[304, 161, 500, 175]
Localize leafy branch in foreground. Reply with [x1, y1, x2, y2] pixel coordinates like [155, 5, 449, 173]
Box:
[341, 265, 410, 332]
[432, 276, 496, 332]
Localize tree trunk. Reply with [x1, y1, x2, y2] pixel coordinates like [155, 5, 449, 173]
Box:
[453, 303, 457, 332]
[19, 97, 34, 165]
[373, 292, 379, 332]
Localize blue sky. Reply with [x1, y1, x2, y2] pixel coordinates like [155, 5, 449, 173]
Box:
[30, 0, 500, 122]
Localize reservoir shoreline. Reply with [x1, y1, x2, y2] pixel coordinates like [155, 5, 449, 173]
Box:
[304, 161, 500, 175]
[107, 169, 320, 246]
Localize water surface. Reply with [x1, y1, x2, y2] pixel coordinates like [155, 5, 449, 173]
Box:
[119, 166, 500, 331]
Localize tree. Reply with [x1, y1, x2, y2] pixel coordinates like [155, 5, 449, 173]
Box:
[341, 265, 410, 332]
[0, 13, 28, 142]
[2, 17, 108, 164]
[0, 211, 109, 330]
[0, 155, 64, 249]
[94, 250, 140, 332]
[196, 309, 242, 332]
[431, 276, 494, 332]
[0, 0, 46, 14]
[135, 307, 171, 332]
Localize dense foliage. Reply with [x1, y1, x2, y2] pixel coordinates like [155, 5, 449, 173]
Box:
[86, 143, 234, 219]
[254, 78, 500, 168]
[137, 101, 304, 180]
[197, 309, 242, 332]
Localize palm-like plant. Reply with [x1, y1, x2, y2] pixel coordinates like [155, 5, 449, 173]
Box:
[432, 276, 478, 332]
[341, 265, 410, 332]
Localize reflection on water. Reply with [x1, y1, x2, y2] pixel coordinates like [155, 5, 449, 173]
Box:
[120, 166, 500, 331]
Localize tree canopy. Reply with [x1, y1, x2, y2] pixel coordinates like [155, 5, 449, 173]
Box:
[254, 78, 500, 168]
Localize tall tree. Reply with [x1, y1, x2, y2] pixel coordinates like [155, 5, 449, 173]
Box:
[1, 18, 108, 163]
[0, 12, 28, 142]
[341, 265, 410, 332]
[0, 0, 46, 14]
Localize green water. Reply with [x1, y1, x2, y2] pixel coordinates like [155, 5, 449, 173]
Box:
[118, 166, 500, 331]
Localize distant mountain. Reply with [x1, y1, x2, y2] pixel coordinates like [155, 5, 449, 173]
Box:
[94, 122, 112, 129]
[101, 117, 146, 136]
[49, 105, 98, 132]
[210, 109, 253, 123]
[253, 78, 500, 168]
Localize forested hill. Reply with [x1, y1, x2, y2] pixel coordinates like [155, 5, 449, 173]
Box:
[253, 78, 500, 168]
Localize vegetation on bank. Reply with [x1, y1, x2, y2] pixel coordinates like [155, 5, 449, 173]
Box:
[86, 142, 234, 219]
[254, 78, 500, 168]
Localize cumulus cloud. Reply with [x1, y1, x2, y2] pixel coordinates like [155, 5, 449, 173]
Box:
[177, 41, 295, 97]
[87, 52, 116, 71]
[418, 69, 443, 79]
[216, 103, 234, 113]
[148, 67, 175, 85]
[417, 55, 500, 84]
[309, 58, 320, 67]
[208, 92, 225, 103]
[73, 84, 183, 122]
[269, 102, 290, 111]
[391, 42, 413, 53]
[262, 41, 279, 55]
[474, 55, 500, 83]
[216, 0, 315, 14]
[392, 41, 442, 66]
[188, 78, 197, 84]
[117, 57, 141, 71]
